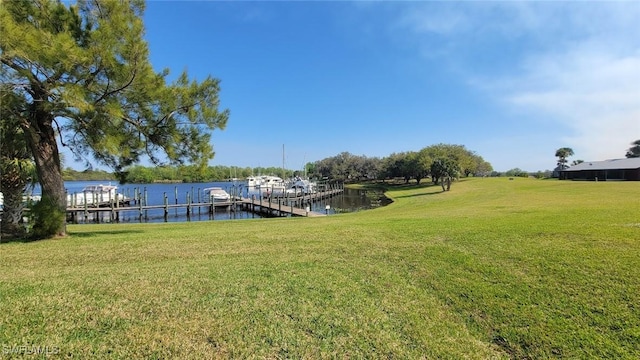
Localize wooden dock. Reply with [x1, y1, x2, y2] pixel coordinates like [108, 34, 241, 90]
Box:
[66, 185, 345, 223]
[66, 201, 235, 223]
[241, 188, 345, 217]
[241, 198, 325, 217]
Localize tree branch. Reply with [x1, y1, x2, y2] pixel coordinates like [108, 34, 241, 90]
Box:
[52, 118, 67, 147]
[94, 65, 137, 104]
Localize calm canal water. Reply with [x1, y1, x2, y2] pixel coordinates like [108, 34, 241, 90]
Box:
[56, 181, 390, 224]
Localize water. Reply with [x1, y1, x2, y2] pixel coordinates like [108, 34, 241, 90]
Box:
[50, 181, 389, 224]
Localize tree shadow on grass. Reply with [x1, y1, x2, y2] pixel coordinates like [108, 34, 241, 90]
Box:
[394, 190, 446, 199]
[1, 229, 146, 244]
[389, 183, 448, 199]
[69, 229, 146, 238]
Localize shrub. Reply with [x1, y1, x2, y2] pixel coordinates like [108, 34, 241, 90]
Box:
[29, 196, 65, 240]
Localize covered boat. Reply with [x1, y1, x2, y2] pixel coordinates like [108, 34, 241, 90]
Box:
[67, 184, 125, 207]
[203, 187, 231, 202]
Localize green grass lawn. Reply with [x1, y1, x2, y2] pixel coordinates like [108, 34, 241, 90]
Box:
[1, 178, 639, 358]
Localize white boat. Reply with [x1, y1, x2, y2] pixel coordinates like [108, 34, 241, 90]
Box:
[247, 175, 286, 197]
[67, 184, 127, 207]
[247, 175, 284, 188]
[286, 179, 317, 196]
[203, 187, 231, 202]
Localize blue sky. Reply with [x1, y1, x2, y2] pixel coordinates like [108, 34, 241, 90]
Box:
[69, 1, 640, 172]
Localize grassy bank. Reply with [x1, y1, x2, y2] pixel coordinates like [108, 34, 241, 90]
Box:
[1, 178, 638, 358]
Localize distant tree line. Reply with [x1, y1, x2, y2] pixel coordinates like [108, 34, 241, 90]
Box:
[62, 168, 117, 181]
[121, 165, 298, 183]
[308, 144, 493, 184]
[61, 143, 492, 184]
[68, 140, 640, 183]
[62, 165, 300, 183]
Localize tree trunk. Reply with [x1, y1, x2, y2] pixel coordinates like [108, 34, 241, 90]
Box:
[23, 104, 66, 237]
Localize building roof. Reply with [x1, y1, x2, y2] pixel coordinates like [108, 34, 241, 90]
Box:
[563, 158, 640, 172]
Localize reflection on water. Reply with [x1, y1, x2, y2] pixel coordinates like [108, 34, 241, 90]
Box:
[326, 187, 393, 214]
[60, 181, 389, 224]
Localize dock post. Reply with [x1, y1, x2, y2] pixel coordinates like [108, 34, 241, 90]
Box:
[164, 192, 169, 222]
[138, 190, 143, 220]
[197, 187, 201, 216]
[186, 193, 191, 219]
[83, 193, 88, 221]
[144, 187, 148, 220]
[252, 195, 256, 218]
[190, 186, 195, 218]
[110, 198, 115, 222]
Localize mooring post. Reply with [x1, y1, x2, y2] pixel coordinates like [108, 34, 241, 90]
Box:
[144, 187, 148, 220]
[186, 192, 191, 218]
[164, 192, 168, 222]
[83, 191, 88, 221]
[251, 195, 255, 218]
[110, 196, 115, 222]
[138, 189, 143, 219]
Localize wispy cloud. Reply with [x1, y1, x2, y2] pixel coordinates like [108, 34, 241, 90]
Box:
[495, 1, 640, 161]
[506, 45, 640, 161]
[394, 1, 640, 162]
[395, 4, 471, 36]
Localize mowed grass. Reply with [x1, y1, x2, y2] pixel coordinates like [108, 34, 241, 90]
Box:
[1, 178, 639, 359]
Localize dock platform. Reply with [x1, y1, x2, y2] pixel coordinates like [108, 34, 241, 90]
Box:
[65, 185, 345, 222]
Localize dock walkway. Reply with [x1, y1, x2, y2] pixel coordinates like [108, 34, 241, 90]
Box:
[66, 185, 344, 222]
[242, 198, 325, 217]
